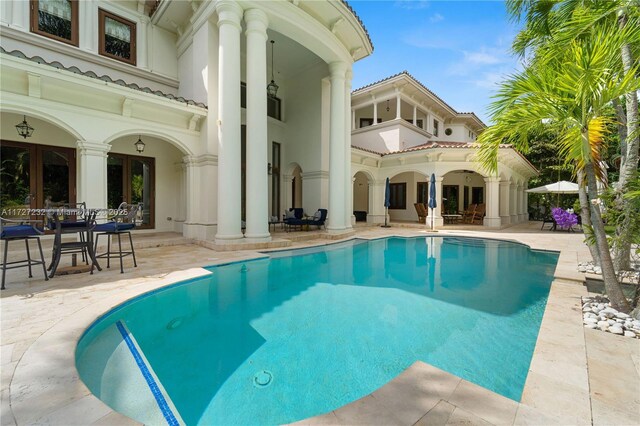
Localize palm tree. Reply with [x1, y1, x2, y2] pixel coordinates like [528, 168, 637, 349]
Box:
[477, 23, 640, 312]
[507, 0, 640, 270]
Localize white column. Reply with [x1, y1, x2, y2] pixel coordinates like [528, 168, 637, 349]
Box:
[215, 1, 244, 243]
[368, 180, 386, 224]
[137, 17, 150, 70]
[499, 180, 510, 225]
[395, 90, 401, 119]
[244, 9, 270, 242]
[413, 105, 417, 126]
[524, 184, 529, 221]
[483, 177, 501, 227]
[351, 108, 356, 130]
[76, 141, 110, 209]
[344, 67, 354, 228]
[327, 61, 347, 232]
[11, 0, 26, 29]
[372, 95, 378, 125]
[510, 182, 517, 224]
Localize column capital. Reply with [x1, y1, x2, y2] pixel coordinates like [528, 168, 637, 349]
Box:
[244, 8, 268, 36]
[183, 154, 218, 167]
[499, 180, 510, 187]
[76, 140, 111, 157]
[484, 176, 500, 184]
[329, 61, 348, 79]
[216, 0, 243, 30]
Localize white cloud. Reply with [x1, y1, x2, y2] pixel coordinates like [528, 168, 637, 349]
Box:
[465, 50, 503, 65]
[429, 13, 444, 23]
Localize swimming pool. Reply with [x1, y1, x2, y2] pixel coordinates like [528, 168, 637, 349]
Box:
[76, 236, 558, 425]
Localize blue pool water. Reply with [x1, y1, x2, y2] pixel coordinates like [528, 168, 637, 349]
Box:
[76, 237, 558, 425]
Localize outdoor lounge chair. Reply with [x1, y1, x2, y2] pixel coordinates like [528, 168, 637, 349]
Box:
[471, 203, 485, 225]
[284, 208, 304, 232]
[414, 203, 427, 223]
[304, 209, 327, 230]
[462, 204, 476, 224]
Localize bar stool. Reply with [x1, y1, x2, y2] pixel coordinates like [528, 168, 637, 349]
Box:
[93, 203, 141, 273]
[48, 209, 102, 278]
[1, 218, 48, 290]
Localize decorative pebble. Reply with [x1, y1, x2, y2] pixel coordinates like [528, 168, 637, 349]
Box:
[581, 296, 638, 339]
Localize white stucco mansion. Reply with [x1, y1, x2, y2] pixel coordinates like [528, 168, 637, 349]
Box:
[1, 0, 534, 246]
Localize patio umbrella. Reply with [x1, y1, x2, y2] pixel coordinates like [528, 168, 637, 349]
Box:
[428, 173, 437, 230]
[526, 180, 579, 206]
[526, 180, 579, 194]
[382, 177, 391, 228]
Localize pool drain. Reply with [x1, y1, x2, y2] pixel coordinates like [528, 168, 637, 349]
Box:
[253, 370, 273, 388]
[166, 317, 183, 330]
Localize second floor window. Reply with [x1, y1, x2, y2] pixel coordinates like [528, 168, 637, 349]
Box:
[99, 9, 136, 65]
[30, 0, 79, 46]
[433, 119, 439, 137]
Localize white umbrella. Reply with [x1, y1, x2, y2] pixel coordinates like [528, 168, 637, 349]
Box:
[526, 180, 579, 194]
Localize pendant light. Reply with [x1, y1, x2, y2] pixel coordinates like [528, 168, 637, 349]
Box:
[15, 115, 34, 139]
[267, 40, 279, 98]
[134, 135, 146, 153]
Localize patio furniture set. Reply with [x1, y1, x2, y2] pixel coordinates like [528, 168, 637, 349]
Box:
[282, 208, 327, 232]
[413, 203, 486, 225]
[0, 202, 141, 290]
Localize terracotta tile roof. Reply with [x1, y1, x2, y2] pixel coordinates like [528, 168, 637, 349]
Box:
[351, 71, 487, 128]
[1, 47, 207, 109]
[341, 1, 374, 53]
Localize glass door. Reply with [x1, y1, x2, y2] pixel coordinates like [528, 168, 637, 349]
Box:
[107, 153, 154, 229]
[1, 141, 75, 219]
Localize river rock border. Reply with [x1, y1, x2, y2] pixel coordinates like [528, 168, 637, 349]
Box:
[582, 295, 640, 338]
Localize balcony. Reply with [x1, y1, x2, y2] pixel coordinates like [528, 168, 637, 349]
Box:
[351, 118, 433, 154]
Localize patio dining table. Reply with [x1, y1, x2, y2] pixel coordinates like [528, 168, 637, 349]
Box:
[47, 207, 102, 278]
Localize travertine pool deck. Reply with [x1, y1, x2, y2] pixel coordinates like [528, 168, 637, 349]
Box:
[1, 223, 638, 425]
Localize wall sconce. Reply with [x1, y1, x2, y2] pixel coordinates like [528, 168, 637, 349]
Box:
[268, 162, 272, 175]
[134, 135, 146, 153]
[386, 100, 390, 112]
[15, 115, 34, 139]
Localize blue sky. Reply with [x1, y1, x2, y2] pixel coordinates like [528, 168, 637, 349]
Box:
[350, 1, 523, 124]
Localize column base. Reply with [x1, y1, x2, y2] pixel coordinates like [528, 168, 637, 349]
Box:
[500, 215, 511, 225]
[510, 215, 518, 224]
[183, 223, 217, 241]
[214, 234, 245, 245]
[484, 217, 502, 227]
[427, 217, 444, 228]
[244, 234, 272, 243]
[367, 214, 386, 224]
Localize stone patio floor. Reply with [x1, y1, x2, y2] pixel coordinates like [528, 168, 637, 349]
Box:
[1, 222, 638, 425]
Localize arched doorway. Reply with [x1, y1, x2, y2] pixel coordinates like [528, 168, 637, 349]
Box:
[1, 112, 80, 216]
[107, 134, 187, 232]
[291, 165, 302, 209]
[352, 171, 372, 222]
[441, 169, 486, 216]
[388, 171, 428, 222]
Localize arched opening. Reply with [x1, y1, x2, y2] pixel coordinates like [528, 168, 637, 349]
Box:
[1, 112, 80, 215]
[442, 169, 486, 224]
[291, 165, 303, 209]
[352, 171, 372, 222]
[108, 134, 186, 232]
[388, 171, 428, 223]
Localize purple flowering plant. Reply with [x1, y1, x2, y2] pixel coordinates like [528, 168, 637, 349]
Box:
[552, 207, 578, 229]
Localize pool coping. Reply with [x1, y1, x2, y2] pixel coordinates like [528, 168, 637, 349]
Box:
[6, 227, 593, 425]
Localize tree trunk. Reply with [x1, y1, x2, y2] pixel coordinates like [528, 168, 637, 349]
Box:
[583, 159, 630, 313]
[612, 98, 627, 170]
[613, 14, 640, 271]
[577, 169, 600, 266]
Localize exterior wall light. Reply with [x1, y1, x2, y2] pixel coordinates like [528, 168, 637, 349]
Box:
[267, 40, 279, 98]
[134, 135, 146, 153]
[15, 115, 34, 139]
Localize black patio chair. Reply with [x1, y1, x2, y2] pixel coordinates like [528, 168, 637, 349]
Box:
[1, 218, 48, 289]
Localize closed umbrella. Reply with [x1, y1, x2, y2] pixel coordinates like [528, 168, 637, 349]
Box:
[428, 173, 437, 230]
[382, 177, 391, 228]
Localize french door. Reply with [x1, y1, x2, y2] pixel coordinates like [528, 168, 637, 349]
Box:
[0, 140, 76, 216]
[107, 154, 155, 229]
